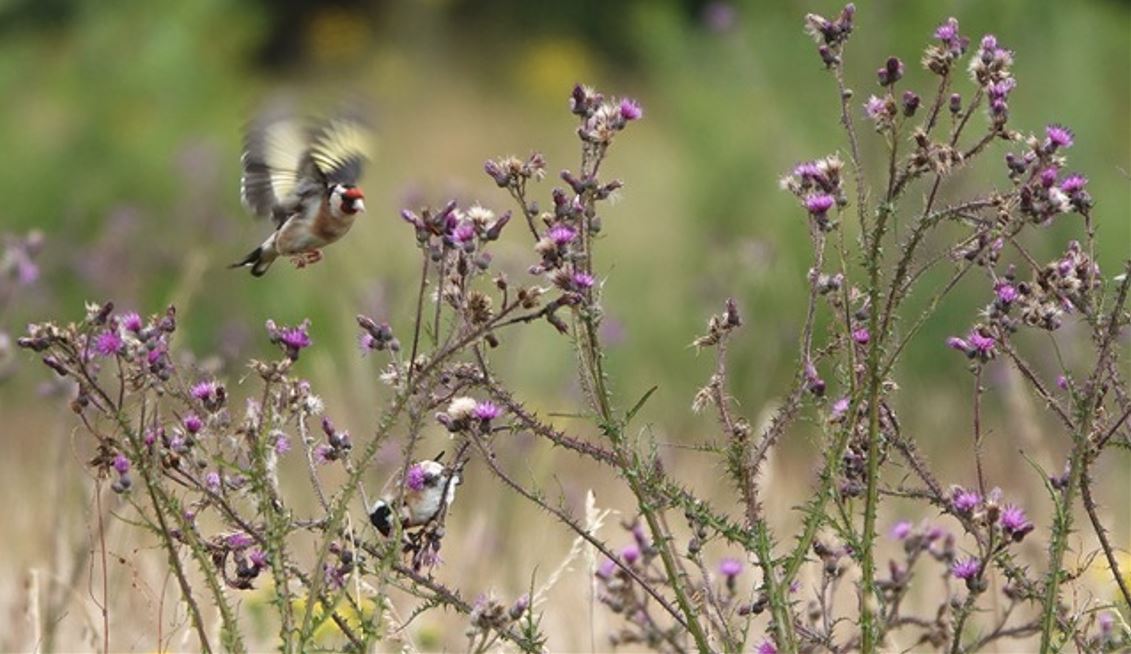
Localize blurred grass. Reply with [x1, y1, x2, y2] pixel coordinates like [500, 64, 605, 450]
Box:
[0, 0, 1128, 649]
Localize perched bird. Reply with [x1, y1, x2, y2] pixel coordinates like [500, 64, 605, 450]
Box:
[369, 454, 460, 537]
[231, 106, 372, 276]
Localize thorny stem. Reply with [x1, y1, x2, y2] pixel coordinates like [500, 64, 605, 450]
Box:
[463, 431, 692, 638]
[571, 135, 713, 653]
[405, 255, 430, 391]
[860, 200, 892, 653]
[95, 481, 110, 654]
[972, 366, 986, 496]
[1080, 458, 1131, 609]
[833, 58, 869, 239]
[1039, 262, 1131, 651]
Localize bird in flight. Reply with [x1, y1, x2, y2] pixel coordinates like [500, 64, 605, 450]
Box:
[231, 106, 373, 276]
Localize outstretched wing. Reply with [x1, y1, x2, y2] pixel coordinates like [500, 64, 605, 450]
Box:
[241, 104, 374, 226]
[309, 113, 373, 186]
[240, 110, 315, 223]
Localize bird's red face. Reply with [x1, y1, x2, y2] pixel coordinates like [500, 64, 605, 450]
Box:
[339, 186, 366, 215]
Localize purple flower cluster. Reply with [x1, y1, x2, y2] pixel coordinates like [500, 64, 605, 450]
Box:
[314, 416, 352, 465]
[780, 155, 845, 231]
[864, 94, 896, 130]
[803, 4, 855, 65]
[356, 315, 399, 355]
[951, 557, 980, 580]
[437, 397, 505, 432]
[109, 452, 132, 493]
[1000, 504, 1034, 542]
[93, 330, 123, 357]
[951, 487, 982, 515]
[191, 379, 226, 412]
[265, 319, 312, 361]
[569, 85, 643, 143]
[947, 326, 996, 362]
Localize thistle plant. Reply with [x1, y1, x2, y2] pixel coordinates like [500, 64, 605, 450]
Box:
[17, 5, 1130, 653]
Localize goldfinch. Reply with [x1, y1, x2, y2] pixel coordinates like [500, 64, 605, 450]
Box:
[369, 455, 460, 537]
[231, 106, 372, 276]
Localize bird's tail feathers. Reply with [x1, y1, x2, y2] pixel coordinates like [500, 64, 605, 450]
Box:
[229, 245, 275, 277]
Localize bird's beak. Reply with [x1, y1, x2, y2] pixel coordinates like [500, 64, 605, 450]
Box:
[354, 199, 365, 213]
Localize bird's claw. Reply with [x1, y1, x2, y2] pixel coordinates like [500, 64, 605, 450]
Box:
[290, 250, 324, 269]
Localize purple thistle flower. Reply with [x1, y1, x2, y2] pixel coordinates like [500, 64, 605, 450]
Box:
[146, 344, 166, 365]
[1039, 167, 1059, 188]
[953, 488, 982, 514]
[273, 433, 291, 455]
[313, 444, 333, 465]
[572, 272, 596, 290]
[952, 557, 981, 580]
[757, 640, 778, 654]
[621, 544, 641, 564]
[863, 95, 887, 121]
[249, 549, 269, 568]
[94, 330, 123, 356]
[549, 224, 576, 246]
[1000, 504, 1034, 541]
[968, 330, 995, 356]
[805, 193, 836, 217]
[191, 380, 219, 401]
[1099, 611, 1114, 636]
[112, 453, 131, 475]
[358, 332, 378, 353]
[852, 328, 870, 344]
[1056, 374, 1069, 390]
[793, 161, 822, 180]
[1045, 124, 1074, 150]
[452, 222, 476, 244]
[946, 336, 969, 351]
[226, 532, 253, 550]
[889, 520, 912, 540]
[718, 557, 743, 578]
[934, 17, 958, 42]
[994, 282, 1018, 305]
[1060, 174, 1087, 194]
[183, 413, 203, 434]
[472, 401, 502, 421]
[632, 522, 648, 548]
[830, 396, 850, 421]
[933, 17, 967, 54]
[987, 79, 1015, 101]
[619, 98, 643, 121]
[121, 312, 143, 333]
[279, 325, 311, 351]
[405, 463, 426, 491]
[205, 471, 221, 492]
[596, 558, 617, 579]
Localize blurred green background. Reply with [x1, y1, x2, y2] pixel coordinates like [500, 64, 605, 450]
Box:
[0, 0, 1128, 648]
[1, 0, 1128, 409]
[1, 0, 1127, 416]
